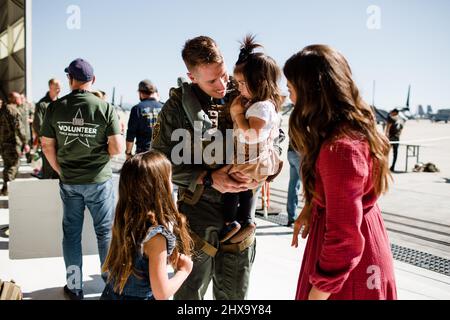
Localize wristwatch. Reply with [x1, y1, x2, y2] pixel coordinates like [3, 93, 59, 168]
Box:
[202, 171, 214, 188]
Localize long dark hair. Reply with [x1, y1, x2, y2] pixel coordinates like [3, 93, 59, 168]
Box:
[284, 45, 391, 204]
[234, 34, 284, 112]
[102, 151, 194, 294]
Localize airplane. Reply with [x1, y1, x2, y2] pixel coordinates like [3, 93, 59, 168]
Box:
[371, 83, 414, 126]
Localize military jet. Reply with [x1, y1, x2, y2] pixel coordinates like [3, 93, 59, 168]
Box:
[371, 84, 414, 126]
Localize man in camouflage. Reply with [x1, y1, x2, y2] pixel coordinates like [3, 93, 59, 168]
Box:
[0, 97, 30, 196]
[9, 92, 34, 163]
[152, 36, 260, 300]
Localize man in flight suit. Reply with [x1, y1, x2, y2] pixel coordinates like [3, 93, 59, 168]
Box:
[152, 36, 262, 300]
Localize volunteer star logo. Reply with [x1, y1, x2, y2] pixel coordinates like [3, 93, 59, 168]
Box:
[57, 109, 100, 148]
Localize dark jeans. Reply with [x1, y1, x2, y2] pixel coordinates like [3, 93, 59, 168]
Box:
[59, 179, 115, 292]
[287, 150, 302, 223]
[390, 137, 400, 170]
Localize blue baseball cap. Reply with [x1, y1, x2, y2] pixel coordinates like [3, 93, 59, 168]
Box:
[64, 58, 94, 82]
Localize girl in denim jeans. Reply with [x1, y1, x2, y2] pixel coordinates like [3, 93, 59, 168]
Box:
[101, 151, 194, 300]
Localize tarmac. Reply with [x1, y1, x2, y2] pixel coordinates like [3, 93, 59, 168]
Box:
[1, 117, 449, 300]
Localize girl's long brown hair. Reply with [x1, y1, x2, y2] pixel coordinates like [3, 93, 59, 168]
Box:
[284, 45, 391, 204]
[102, 151, 194, 294]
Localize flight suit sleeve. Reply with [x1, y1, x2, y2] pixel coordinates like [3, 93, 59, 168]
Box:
[151, 97, 204, 192]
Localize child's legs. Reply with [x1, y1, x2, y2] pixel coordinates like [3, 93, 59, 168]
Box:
[223, 193, 240, 223]
[236, 190, 254, 225]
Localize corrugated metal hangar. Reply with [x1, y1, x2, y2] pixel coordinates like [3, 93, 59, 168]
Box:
[0, 0, 31, 102]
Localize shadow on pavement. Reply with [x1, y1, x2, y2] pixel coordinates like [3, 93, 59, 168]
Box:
[23, 274, 105, 300]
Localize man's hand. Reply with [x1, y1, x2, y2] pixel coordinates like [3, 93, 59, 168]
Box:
[211, 165, 250, 194]
[230, 172, 259, 189]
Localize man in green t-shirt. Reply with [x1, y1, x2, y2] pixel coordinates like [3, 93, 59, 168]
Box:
[41, 58, 123, 300]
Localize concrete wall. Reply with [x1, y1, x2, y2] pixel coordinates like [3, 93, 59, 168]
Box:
[9, 178, 118, 260]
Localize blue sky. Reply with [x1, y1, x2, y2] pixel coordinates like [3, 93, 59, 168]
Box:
[31, 0, 450, 112]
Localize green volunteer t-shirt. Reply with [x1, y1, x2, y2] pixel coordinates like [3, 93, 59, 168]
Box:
[40, 90, 121, 184]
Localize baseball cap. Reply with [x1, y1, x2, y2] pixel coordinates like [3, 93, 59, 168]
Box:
[65, 58, 94, 82]
[138, 79, 157, 94]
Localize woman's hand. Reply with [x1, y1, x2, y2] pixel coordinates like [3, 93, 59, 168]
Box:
[308, 286, 331, 300]
[291, 204, 312, 248]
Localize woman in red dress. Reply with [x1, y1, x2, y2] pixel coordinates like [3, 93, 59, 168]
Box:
[284, 45, 397, 300]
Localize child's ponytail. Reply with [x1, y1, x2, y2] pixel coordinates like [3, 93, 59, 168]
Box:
[237, 34, 263, 65]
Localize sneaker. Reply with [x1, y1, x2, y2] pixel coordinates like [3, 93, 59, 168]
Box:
[287, 220, 295, 228]
[0, 188, 8, 196]
[229, 222, 256, 244]
[63, 285, 84, 300]
[220, 221, 241, 243]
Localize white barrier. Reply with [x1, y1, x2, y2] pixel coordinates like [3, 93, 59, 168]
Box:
[9, 178, 118, 260]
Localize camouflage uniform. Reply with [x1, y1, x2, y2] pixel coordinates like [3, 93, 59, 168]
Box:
[0, 104, 27, 193]
[16, 102, 34, 163]
[152, 80, 257, 300]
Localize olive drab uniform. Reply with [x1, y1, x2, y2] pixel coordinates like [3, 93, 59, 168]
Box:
[32, 93, 59, 179]
[16, 102, 34, 163]
[0, 104, 27, 193]
[151, 79, 257, 300]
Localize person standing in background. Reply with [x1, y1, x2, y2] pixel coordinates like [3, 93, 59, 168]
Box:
[125, 80, 162, 160]
[33, 78, 61, 179]
[0, 97, 30, 196]
[385, 109, 404, 172]
[41, 58, 123, 300]
[286, 141, 302, 227]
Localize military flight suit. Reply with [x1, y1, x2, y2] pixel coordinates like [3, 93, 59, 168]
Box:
[152, 80, 257, 300]
[33, 93, 59, 179]
[0, 104, 27, 193]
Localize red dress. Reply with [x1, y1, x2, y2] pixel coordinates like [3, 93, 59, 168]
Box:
[296, 136, 397, 300]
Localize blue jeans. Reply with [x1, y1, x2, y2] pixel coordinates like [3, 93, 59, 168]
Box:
[287, 150, 302, 223]
[59, 179, 114, 292]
